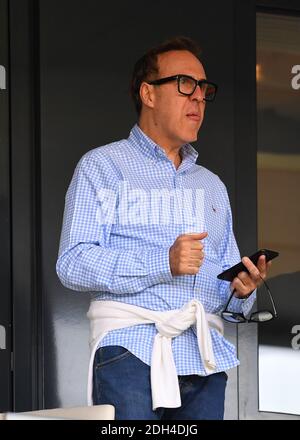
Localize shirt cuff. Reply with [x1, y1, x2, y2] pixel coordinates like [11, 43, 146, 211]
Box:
[242, 289, 257, 316]
[224, 285, 256, 315]
[147, 247, 173, 285]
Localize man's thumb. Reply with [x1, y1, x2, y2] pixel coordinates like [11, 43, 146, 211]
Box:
[186, 232, 208, 240]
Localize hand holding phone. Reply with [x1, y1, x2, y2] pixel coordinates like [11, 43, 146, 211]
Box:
[217, 249, 279, 282]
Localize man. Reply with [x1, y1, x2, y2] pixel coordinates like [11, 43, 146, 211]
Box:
[56, 36, 270, 420]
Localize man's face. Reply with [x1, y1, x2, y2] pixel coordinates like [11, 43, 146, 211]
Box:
[149, 50, 207, 148]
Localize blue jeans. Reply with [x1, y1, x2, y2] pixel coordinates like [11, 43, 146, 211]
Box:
[92, 345, 228, 420]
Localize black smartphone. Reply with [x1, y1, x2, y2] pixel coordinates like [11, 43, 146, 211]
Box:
[217, 249, 279, 282]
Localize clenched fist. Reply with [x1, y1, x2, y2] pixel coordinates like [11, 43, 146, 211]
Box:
[169, 232, 208, 276]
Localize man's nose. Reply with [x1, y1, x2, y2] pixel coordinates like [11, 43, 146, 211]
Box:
[191, 84, 205, 102]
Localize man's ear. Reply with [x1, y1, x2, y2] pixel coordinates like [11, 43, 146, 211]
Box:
[139, 82, 155, 109]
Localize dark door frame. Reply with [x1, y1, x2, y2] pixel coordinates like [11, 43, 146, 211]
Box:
[235, 0, 300, 420]
[0, 0, 12, 412]
[9, 0, 43, 411]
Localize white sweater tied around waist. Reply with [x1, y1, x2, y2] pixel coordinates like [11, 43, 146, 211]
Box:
[87, 299, 224, 410]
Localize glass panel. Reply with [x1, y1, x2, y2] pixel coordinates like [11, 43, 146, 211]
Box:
[257, 12, 300, 416]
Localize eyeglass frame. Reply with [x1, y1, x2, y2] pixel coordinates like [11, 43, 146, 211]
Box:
[147, 74, 218, 102]
[221, 276, 278, 323]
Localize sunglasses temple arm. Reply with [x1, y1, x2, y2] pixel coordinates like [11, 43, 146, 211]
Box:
[223, 288, 236, 311]
[261, 278, 278, 317]
[267, 288, 278, 317]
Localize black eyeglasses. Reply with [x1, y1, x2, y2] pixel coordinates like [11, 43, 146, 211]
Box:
[221, 277, 278, 323]
[148, 74, 218, 102]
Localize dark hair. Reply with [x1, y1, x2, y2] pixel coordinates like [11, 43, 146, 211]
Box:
[130, 36, 202, 116]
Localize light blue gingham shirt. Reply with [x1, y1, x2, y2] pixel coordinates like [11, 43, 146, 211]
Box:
[56, 124, 255, 375]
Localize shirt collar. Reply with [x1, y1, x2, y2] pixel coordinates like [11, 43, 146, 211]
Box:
[128, 124, 199, 169]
